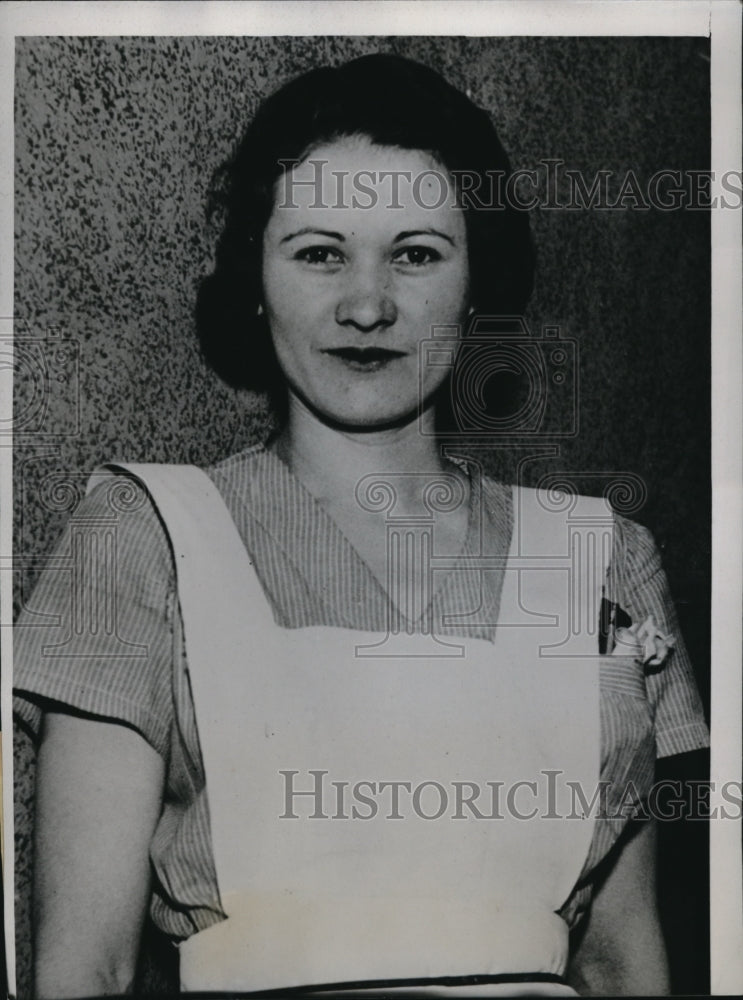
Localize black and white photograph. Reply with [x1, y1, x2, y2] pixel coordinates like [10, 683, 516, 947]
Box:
[1, 2, 741, 998]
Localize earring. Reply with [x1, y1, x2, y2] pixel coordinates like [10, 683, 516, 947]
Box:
[257, 303, 264, 317]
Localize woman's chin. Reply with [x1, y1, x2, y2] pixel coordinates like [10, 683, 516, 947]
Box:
[313, 404, 422, 434]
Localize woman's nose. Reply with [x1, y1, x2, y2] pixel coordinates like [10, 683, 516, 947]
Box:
[335, 265, 397, 331]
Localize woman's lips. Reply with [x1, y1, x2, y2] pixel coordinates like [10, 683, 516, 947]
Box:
[323, 347, 407, 371]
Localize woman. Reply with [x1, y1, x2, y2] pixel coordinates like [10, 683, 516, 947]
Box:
[14, 54, 709, 997]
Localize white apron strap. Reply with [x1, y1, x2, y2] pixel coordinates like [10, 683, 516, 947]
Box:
[506, 485, 613, 658]
[89, 459, 279, 666]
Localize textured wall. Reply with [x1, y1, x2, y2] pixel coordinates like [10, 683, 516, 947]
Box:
[13, 36, 710, 995]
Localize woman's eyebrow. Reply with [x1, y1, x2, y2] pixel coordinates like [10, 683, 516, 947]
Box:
[280, 228, 345, 244]
[394, 229, 456, 246]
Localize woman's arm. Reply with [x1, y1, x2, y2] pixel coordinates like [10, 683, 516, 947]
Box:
[567, 818, 670, 996]
[33, 711, 165, 999]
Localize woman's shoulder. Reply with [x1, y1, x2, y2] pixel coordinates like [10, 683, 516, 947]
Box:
[479, 477, 626, 533]
[21, 466, 175, 581]
[81, 469, 177, 585]
[611, 511, 660, 563]
[14, 468, 179, 757]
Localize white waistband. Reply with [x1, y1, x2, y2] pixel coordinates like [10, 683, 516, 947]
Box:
[179, 897, 570, 993]
[295, 984, 578, 997]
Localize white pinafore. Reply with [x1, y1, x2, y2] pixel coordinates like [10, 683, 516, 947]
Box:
[96, 464, 612, 997]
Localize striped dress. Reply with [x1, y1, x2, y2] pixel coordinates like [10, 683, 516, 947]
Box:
[13, 443, 709, 941]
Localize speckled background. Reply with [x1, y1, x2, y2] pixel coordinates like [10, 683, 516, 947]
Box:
[13, 36, 710, 995]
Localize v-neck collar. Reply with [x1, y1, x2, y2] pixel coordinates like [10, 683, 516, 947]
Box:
[214, 443, 511, 637]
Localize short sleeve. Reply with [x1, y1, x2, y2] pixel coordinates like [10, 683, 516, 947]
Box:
[608, 515, 709, 759]
[13, 475, 177, 759]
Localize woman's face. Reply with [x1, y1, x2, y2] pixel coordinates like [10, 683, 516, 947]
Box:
[261, 136, 470, 429]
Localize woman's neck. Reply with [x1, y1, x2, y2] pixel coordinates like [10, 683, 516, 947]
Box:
[269, 394, 457, 510]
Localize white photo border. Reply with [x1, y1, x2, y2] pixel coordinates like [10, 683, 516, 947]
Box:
[1, 2, 739, 996]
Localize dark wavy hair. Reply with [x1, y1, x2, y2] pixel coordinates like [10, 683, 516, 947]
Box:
[196, 53, 535, 396]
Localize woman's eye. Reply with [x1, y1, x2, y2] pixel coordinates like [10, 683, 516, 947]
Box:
[295, 246, 343, 266]
[393, 246, 442, 267]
